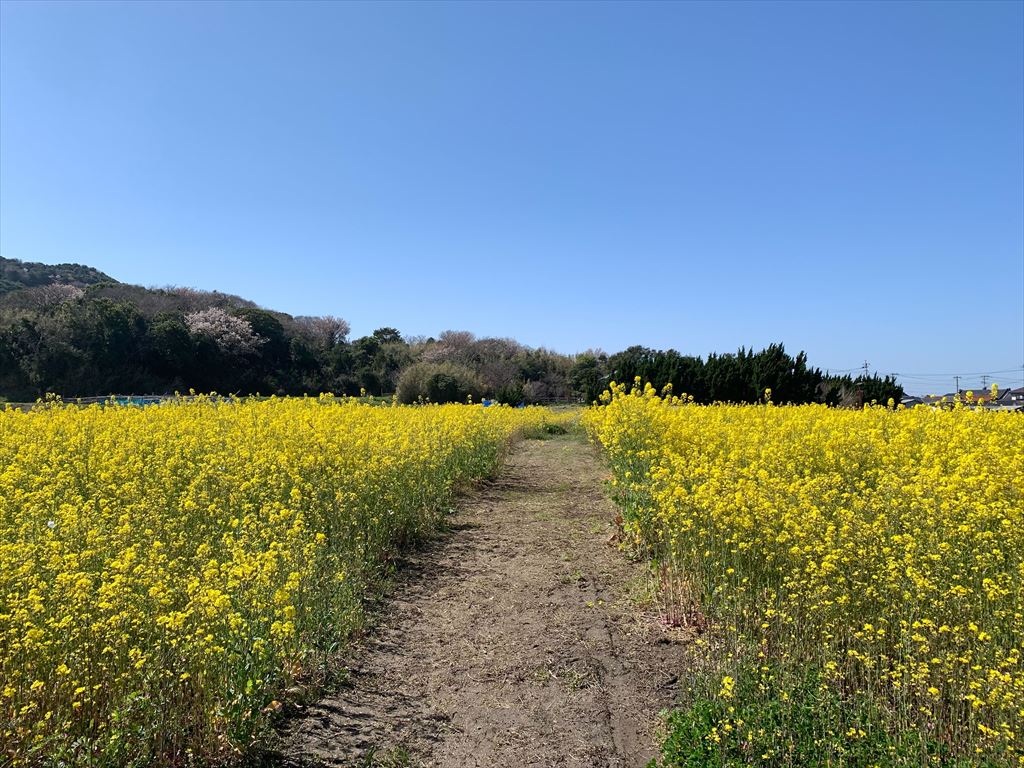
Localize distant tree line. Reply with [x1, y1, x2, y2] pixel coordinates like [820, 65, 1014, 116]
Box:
[0, 258, 903, 406]
[597, 344, 903, 406]
[0, 270, 574, 401]
[0, 281, 398, 399]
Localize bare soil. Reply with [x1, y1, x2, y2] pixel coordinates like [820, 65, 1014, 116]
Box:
[273, 435, 690, 768]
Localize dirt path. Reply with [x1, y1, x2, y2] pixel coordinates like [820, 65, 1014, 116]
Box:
[274, 435, 689, 768]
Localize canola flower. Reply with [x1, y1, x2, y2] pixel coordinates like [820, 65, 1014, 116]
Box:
[0, 395, 568, 766]
[584, 381, 1024, 766]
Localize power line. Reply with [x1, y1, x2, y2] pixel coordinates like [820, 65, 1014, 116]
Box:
[830, 369, 1018, 379]
[821, 366, 1020, 377]
[891, 367, 1021, 377]
[895, 374, 980, 382]
[818, 363, 1024, 391]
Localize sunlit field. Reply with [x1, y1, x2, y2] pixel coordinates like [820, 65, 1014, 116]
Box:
[585, 382, 1024, 767]
[0, 397, 567, 766]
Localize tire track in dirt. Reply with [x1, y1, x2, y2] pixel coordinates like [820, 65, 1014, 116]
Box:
[273, 435, 690, 767]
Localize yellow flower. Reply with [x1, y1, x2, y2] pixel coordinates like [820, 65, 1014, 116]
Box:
[719, 675, 736, 699]
[0, 395, 571, 763]
[583, 383, 1024, 761]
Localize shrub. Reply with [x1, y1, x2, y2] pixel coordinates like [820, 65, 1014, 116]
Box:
[395, 362, 483, 404]
[495, 381, 525, 406]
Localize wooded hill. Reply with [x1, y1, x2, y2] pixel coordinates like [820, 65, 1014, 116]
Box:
[0, 257, 115, 295]
[0, 257, 902, 405]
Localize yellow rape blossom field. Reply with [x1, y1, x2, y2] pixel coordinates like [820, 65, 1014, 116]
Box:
[0, 396, 567, 766]
[585, 382, 1024, 767]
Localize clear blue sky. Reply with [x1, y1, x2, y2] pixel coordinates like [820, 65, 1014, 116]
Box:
[1, 0, 1022, 392]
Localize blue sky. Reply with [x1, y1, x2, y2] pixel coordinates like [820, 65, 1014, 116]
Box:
[1, 0, 1022, 392]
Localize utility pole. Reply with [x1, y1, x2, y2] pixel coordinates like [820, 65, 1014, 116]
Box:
[862, 360, 870, 378]
[981, 374, 989, 388]
[954, 375, 960, 396]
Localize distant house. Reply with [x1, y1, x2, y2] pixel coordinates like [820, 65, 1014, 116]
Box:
[900, 396, 924, 407]
[998, 387, 1024, 406]
[920, 393, 957, 406]
[970, 389, 1000, 404]
[915, 389, 1022, 411]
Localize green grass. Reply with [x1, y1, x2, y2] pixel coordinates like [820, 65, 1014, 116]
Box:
[651, 662, 1011, 768]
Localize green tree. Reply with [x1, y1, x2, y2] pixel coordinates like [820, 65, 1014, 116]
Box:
[570, 353, 606, 402]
